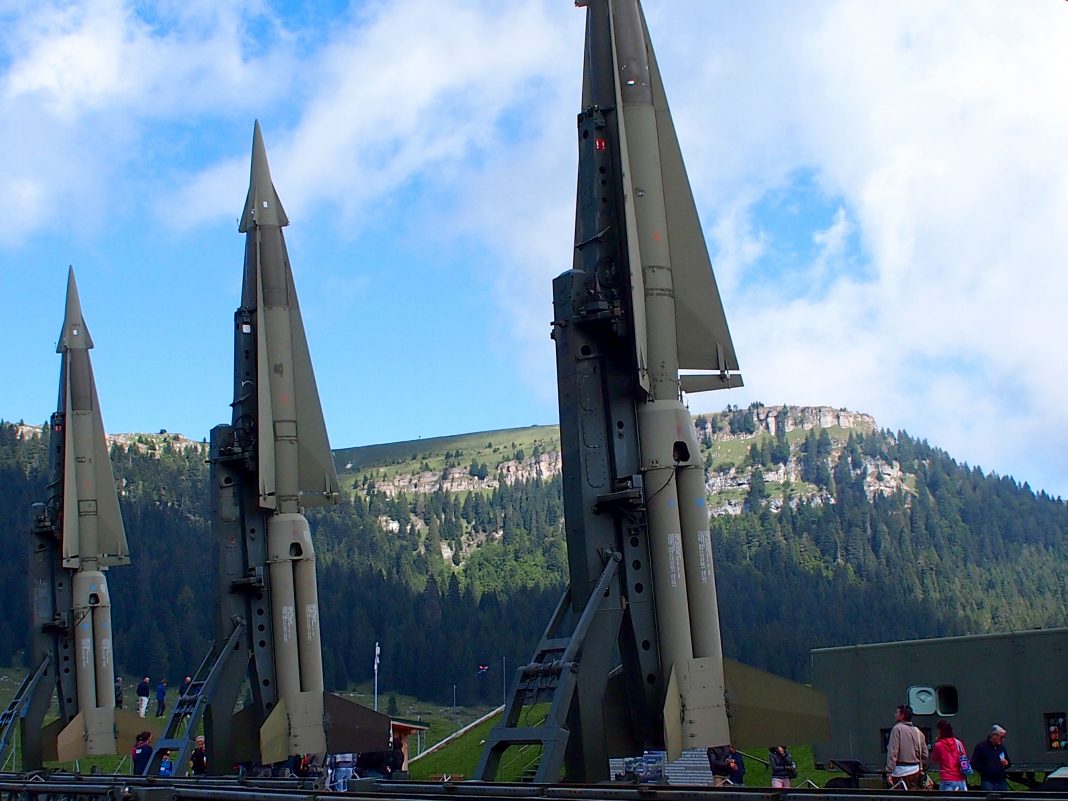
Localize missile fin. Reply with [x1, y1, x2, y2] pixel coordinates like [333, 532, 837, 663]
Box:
[57, 267, 93, 352]
[679, 372, 744, 394]
[723, 657, 830, 745]
[240, 120, 289, 233]
[662, 664, 684, 763]
[323, 692, 392, 754]
[90, 386, 129, 566]
[642, 10, 739, 374]
[56, 712, 88, 762]
[287, 270, 340, 505]
[40, 717, 64, 762]
[259, 694, 290, 765]
[663, 655, 731, 762]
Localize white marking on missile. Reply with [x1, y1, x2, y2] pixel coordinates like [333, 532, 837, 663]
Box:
[668, 532, 683, 587]
[281, 606, 296, 642]
[100, 639, 111, 667]
[305, 604, 319, 639]
[80, 639, 92, 667]
[697, 530, 713, 584]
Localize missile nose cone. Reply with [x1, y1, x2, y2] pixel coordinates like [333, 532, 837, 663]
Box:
[239, 120, 289, 233]
[58, 266, 94, 352]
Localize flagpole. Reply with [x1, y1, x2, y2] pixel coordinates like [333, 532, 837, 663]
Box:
[374, 641, 381, 711]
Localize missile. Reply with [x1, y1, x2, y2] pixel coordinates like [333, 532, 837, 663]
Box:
[572, 0, 741, 754]
[567, 0, 827, 759]
[481, 3, 827, 779]
[50, 268, 141, 760]
[234, 121, 341, 760]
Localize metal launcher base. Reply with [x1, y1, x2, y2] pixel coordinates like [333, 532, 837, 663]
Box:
[142, 623, 247, 776]
[475, 554, 626, 783]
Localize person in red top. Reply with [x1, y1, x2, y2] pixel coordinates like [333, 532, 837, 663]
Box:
[930, 720, 969, 791]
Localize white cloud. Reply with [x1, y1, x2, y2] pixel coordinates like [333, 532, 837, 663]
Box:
[683, 0, 1068, 496]
[0, 0, 295, 243]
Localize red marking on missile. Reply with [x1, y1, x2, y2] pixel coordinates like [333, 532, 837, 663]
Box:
[652, 230, 662, 241]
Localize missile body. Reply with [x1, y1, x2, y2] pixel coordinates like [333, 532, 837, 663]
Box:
[52, 269, 132, 759]
[572, 0, 740, 753]
[226, 121, 340, 760]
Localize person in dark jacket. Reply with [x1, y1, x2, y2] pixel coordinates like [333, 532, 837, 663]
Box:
[155, 678, 168, 717]
[190, 735, 208, 776]
[769, 745, 797, 788]
[971, 725, 1010, 791]
[131, 731, 153, 775]
[387, 742, 405, 777]
[707, 745, 734, 786]
[136, 676, 150, 718]
[728, 744, 746, 785]
[114, 676, 124, 709]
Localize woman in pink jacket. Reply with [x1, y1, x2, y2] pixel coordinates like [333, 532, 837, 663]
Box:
[930, 720, 969, 791]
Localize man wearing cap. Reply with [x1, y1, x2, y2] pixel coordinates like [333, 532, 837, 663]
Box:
[972, 725, 1011, 791]
[886, 704, 928, 789]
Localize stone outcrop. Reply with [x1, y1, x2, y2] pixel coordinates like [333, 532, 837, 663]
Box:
[371, 452, 562, 498]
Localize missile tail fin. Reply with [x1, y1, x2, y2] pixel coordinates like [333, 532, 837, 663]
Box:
[723, 658, 830, 746]
[663, 656, 731, 763]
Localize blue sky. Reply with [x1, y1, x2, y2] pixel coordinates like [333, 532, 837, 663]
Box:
[1, 1, 1065, 499]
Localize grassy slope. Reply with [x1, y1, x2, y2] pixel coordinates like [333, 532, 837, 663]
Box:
[333, 419, 865, 507]
[335, 426, 558, 489]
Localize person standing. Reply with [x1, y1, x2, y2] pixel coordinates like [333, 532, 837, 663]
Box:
[769, 745, 797, 788]
[885, 704, 928, 789]
[179, 676, 193, 697]
[972, 725, 1011, 791]
[158, 749, 174, 776]
[707, 745, 736, 786]
[330, 752, 355, 790]
[387, 741, 405, 778]
[114, 676, 124, 709]
[155, 678, 168, 717]
[930, 720, 969, 791]
[131, 731, 153, 775]
[727, 744, 746, 785]
[190, 735, 208, 776]
[136, 677, 151, 718]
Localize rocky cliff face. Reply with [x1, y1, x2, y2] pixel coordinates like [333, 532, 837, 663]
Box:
[366, 404, 909, 518]
[696, 405, 906, 515]
[371, 451, 562, 498]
